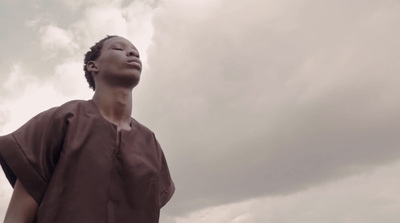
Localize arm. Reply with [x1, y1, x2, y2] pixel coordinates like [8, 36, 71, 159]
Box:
[4, 179, 38, 223]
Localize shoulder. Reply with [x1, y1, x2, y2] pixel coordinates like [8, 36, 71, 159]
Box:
[40, 100, 90, 119]
[131, 118, 155, 136]
[25, 100, 90, 127]
[56, 100, 90, 114]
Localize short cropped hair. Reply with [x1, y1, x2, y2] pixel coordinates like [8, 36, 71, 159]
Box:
[83, 35, 118, 90]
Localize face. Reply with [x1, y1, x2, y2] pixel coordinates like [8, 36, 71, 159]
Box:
[92, 37, 142, 89]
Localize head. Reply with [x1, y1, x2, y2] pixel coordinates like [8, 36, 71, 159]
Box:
[83, 35, 116, 90]
[83, 35, 141, 90]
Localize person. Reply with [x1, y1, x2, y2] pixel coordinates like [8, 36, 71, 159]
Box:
[0, 35, 175, 223]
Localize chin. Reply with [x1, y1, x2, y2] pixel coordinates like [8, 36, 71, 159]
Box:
[131, 78, 140, 89]
[104, 71, 141, 89]
[122, 73, 141, 89]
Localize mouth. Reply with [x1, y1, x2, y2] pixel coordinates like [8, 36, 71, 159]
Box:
[127, 60, 142, 69]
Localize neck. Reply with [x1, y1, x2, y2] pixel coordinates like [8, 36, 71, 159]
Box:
[92, 85, 133, 130]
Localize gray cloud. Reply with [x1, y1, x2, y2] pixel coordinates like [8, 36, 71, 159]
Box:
[169, 160, 400, 222]
[135, 0, 400, 215]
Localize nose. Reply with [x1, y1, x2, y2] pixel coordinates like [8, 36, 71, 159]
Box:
[127, 49, 140, 58]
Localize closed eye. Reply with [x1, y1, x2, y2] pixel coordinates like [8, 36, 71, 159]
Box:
[113, 48, 123, 51]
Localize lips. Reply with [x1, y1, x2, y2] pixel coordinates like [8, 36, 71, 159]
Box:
[127, 59, 142, 69]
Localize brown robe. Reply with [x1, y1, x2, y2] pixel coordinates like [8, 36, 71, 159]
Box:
[0, 100, 175, 223]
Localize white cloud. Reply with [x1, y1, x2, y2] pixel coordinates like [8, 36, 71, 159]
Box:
[53, 60, 93, 97]
[0, 63, 91, 135]
[0, 63, 39, 105]
[39, 25, 77, 56]
[123, 1, 156, 63]
[71, 6, 128, 47]
[66, 0, 158, 59]
[61, 0, 123, 10]
[3, 63, 28, 94]
[0, 63, 34, 133]
[33, 0, 158, 96]
[0, 83, 74, 135]
[45, 0, 159, 92]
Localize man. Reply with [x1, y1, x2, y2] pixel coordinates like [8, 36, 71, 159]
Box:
[0, 36, 175, 223]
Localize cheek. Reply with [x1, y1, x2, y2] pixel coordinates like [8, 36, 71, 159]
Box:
[99, 56, 121, 69]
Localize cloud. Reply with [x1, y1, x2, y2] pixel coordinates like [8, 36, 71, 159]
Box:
[136, 0, 400, 214]
[31, 0, 159, 94]
[122, 0, 156, 62]
[0, 63, 37, 101]
[1, 0, 400, 221]
[0, 63, 36, 133]
[0, 0, 161, 133]
[60, 0, 123, 10]
[53, 60, 93, 97]
[69, 0, 158, 56]
[39, 25, 77, 57]
[162, 160, 400, 223]
[69, 3, 147, 49]
[0, 82, 74, 135]
[44, 0, 157, 64]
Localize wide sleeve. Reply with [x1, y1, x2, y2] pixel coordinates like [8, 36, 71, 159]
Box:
[153, 135, 175, 208]
[0, 107, 67, 204]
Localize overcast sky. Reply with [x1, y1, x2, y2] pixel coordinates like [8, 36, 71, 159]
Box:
[1, 0, 400, 222]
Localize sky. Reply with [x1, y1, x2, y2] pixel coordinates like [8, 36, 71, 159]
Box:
[0, 0, 400, 222]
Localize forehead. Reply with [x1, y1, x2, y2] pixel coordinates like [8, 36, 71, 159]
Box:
[103, 37, 138, 50]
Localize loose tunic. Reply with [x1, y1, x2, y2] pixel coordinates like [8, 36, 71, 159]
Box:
[0, 100, 175, 223]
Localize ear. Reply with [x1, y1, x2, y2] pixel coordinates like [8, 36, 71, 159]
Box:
[86, 61, 98, 73]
